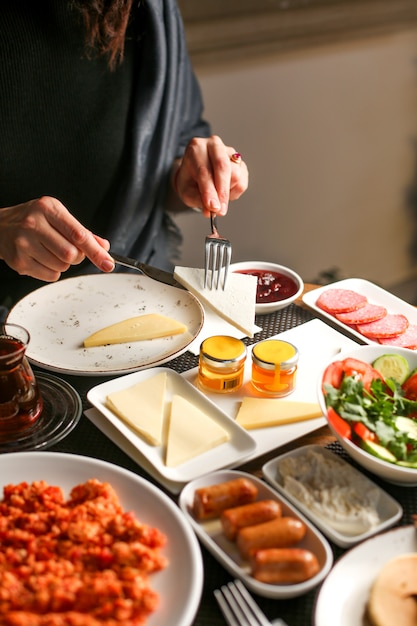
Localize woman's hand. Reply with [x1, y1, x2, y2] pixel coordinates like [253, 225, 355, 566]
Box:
[173, 135, 249, 217]
[0, 196, 115, 281]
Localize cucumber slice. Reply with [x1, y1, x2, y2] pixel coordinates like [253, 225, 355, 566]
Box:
[397, 460, 417, 469]
[372, 354, 410, 384]
[360, 439, 397, 463]
[395, 416, 417, 441]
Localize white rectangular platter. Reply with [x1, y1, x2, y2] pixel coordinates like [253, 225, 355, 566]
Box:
[302, 278, 417, 348]
[262, 445, 402, 548]
[86, 319, 358, 493]
[182, 319, 358, 462]
[87, 367, 256, 484]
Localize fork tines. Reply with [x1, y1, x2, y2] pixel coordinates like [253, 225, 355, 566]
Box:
[214, 579, 273, 626]
[204, 213, 232, 291]
[204, 238, 231, 290]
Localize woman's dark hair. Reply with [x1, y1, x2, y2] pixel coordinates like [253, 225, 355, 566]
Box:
[72, 0, 136, 70]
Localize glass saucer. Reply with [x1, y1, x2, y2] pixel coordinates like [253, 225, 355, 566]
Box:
[0, 373, 82, 452]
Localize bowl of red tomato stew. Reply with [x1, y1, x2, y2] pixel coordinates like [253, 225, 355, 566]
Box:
[318, 344, 417, 486]
[230, 261, 304, 314]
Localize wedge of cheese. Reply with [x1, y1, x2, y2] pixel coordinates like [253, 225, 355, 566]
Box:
[165, 394, 230, 467]
[84, 313, 187, 347]
[235, 397, 323, 430]
[105, 372, 167, 445]
[173, 266, 257, 337]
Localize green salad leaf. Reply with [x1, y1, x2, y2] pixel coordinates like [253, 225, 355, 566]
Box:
[324, 375, 417, 462]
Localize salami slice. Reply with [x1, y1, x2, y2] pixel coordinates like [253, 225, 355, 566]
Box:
[335, 304, 387, 325]
[378, 324, 417, 349]
[356, 314, 409, 339]
[316, 289, 367, 314]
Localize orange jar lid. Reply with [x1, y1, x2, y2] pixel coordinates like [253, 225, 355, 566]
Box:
[200, 335, 247, 368]
[252, 340, 298, 371]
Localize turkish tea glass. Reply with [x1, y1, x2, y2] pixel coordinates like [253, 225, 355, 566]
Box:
[0, 323, 43, 437]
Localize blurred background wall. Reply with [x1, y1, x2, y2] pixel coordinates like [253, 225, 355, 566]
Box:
[174, 1, 417, 301]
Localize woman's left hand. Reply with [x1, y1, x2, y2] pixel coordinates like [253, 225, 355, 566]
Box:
[173, 135, 248, 217]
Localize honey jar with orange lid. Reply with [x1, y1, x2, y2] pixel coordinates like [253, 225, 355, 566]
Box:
[251, 339, 298, 397]
[198, 335, 247, 393]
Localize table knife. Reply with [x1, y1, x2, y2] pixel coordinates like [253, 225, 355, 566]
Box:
[111, 253, 186, 290]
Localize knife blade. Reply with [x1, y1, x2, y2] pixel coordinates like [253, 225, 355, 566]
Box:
[111, 253, 186, 290]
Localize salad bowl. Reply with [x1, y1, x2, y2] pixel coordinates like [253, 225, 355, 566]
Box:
[317, 344, 417, 486]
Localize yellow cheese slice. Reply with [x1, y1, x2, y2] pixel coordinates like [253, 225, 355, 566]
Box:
[84, 313, 187, 347]
[173, 266, 257, 338]
[165, 394, 230, 467]
[235, 397, 323, 430]
[105, 372, 167, 445]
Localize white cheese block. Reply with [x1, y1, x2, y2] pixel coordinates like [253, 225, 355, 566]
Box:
[236, 397, 323, 430]
[173, 266, 257, 337]
[165, 394, 230, 467]
[105, 372, 167, 445]
[84, 313, 187, 347]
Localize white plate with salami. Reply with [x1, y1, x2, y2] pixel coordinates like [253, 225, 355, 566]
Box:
[314, 525, 417, 626]
[179, 469, 333, 599]
[303, 278, 417, 350]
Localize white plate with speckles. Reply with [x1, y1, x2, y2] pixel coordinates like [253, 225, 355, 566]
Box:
[7, 273, 204, 376]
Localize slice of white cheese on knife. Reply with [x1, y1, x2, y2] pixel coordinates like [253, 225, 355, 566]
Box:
[84, 313, 187, 347]
[165, 394, 230, 467]
[236, 397, 323, 430]
[105, 371, 167, 445]
[173, 266, 257, 338]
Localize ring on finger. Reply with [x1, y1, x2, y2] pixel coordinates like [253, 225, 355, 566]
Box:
[230, 152, 242, 164]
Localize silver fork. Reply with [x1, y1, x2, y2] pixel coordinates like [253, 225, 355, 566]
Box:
[214, 579, 289, 626]
[204, 213, 232, 290]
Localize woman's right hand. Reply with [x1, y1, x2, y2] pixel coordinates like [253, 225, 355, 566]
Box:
[0, 196, 115, 281]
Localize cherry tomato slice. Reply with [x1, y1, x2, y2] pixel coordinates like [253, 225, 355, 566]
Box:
[402, 372, 417, 401]
[352, 422, 378, 443]
[322, 358, 383, 392]
[322, 361, 344, 390]
[327, 407, 352, 440]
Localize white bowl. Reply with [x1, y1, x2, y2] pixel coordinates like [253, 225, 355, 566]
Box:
[317, 344, 417, 486]
[230, 261, 304, 314]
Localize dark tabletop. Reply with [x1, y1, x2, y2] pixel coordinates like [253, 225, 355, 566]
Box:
[25, 302, 417, 626]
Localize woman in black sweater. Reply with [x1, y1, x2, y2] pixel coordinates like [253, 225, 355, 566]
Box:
[0, 0, 248, 305]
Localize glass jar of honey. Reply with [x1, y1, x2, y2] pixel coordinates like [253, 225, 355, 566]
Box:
[198, 335, 247, 393]
[251, 339, 298, 397]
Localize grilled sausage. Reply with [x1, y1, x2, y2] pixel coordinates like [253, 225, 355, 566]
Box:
[192, 478, 258, 520]
[249, 548, 320, 584]
[236, 516, 306, 560]
[221, 499, 282, 541]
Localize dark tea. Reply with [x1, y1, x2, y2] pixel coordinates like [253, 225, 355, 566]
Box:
[0, 325, 43, 437]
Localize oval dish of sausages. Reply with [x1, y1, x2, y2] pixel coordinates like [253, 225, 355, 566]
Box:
[178, 469, 333, 599]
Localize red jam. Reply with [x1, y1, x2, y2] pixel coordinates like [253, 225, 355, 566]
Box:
[235, 269, 298, 304]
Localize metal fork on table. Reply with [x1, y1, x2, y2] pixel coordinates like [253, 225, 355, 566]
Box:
[204, 212, 232, 290]
[214, 579, 289, 626]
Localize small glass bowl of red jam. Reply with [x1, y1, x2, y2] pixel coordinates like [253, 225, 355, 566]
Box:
[230, 261, 304, 314]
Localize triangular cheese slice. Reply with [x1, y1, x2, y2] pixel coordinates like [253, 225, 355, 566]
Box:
[165, 394, 230, 467]
[105, 372, 167, 445]
[173, 266, 257, 338]
[84, 313, 186, 347]
[236, 397, 322, 430]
